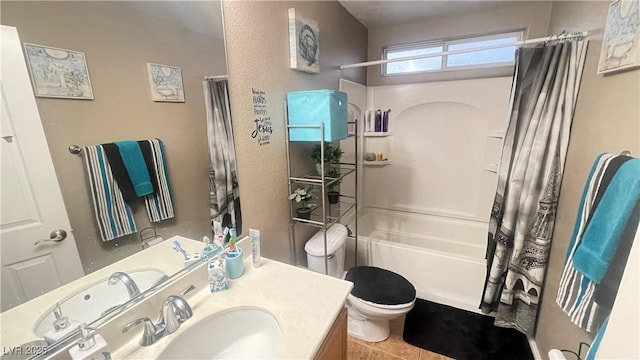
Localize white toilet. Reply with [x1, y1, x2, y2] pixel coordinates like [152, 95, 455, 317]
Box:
[305, 224, 416, 342]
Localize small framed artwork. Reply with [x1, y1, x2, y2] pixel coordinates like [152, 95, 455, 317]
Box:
[146, 63, 185, 102]
[597, 0, 640, 74]
[23, 43, 94, 99]
[288, 8, 320, 74]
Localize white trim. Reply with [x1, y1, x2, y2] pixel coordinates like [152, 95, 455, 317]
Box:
[528, 337, 543, 360]
[340, 31, 589, 70]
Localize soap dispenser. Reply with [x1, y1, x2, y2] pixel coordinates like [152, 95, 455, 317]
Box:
[68, 324, 109, 360]
[44, 303, 80, 344]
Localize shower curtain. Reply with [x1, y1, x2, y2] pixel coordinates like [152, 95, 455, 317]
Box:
[480, 38, 588, 336]
[204, 78, 242, 234]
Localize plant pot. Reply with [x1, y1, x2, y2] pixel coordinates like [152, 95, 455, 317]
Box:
[327, 191, 340, 204]
[315, 163, 330, 177]
[296, 207, 311, 220]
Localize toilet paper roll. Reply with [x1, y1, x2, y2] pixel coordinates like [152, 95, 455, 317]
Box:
[142, 237, 164, 249]
[548, 349, 567, 360]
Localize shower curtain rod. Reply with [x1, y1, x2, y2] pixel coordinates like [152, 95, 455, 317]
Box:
[339, 31, 588, 70]
[204, 75, 228, 80]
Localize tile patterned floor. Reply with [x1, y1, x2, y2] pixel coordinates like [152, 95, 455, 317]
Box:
[348, 316, 453, 360]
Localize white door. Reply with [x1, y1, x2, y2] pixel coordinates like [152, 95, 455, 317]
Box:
[1, 25, 84, 312]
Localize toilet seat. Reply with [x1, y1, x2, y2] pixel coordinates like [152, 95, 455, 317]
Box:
[345, 266, 416, 306]
[348, 294, 414, 311]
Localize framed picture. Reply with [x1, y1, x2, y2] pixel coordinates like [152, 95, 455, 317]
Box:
[146, 63, 185, 102]
[598, 0, 640, 74]
[288, 8, 320, 74]
[23, 43, 94, 99]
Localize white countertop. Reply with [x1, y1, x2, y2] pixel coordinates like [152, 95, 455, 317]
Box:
[118, 257, 353, 359]
[0, 236, 202, 349]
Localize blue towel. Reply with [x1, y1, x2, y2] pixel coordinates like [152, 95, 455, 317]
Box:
[573, 159, 640, 283]
[564, 152, 609, 261]
[115, 141, 154, 196]
[585, 316, 609, 360]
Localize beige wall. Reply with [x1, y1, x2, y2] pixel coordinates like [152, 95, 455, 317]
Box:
[222, 1, 367, 263]
[367, 1, 552, 86]
[1, 2, 227, 272]
[535, 1, 640, 356]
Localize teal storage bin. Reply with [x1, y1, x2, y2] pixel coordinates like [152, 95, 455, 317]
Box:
[287, 90, 348, 142]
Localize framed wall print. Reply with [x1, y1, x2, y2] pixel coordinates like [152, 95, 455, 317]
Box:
[288, 8, 320, 74]
[146, 63, 185, 102]
[598, 0, 640, 74]
[23, 43, 94, 99]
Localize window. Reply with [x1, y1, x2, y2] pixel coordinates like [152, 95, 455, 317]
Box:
[383, 31, 523, 76]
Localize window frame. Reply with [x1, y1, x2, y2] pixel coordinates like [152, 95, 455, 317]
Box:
[382, 30, 525, 77]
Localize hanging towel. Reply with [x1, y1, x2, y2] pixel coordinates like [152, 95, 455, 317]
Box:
[572, 158, 640, 282]
[102, 143, 137, 203]
[83, 145, 137, 241]
[556, 153, 638, 332]
[83, 140, 174, 241]
[114, 141, 154, 196]
[139, 139, 174, 222]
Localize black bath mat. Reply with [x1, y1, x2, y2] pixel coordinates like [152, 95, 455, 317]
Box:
[403, 299, 533, 360]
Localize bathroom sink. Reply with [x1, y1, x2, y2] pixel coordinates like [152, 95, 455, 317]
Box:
[158, 308, 282, 359]
[33, 269, 166, 337]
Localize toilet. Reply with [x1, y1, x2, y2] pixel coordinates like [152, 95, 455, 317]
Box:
[305, 224, 416, 342]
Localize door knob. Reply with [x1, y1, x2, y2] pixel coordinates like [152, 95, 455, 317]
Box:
[34, 229, 67, 246]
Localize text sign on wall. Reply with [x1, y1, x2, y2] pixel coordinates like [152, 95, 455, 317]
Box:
[251, 88, 272, 146]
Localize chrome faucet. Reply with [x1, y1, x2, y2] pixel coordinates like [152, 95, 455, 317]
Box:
[122, 285, 195, 346]
[108, 272, 141, 299]
[162, 293, 194, 334]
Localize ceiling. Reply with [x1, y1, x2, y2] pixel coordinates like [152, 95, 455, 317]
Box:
[338, 1, 529, 29]
[121, 1, 224, 40]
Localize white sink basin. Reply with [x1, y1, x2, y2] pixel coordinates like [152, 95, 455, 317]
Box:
[158, 307, 282, 359]
[34, 269, 166, 337]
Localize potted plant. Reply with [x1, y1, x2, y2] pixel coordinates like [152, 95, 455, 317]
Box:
[310, 142, 344, 176]
[327, 182, 340, 204]
[288, 185, 317, 220]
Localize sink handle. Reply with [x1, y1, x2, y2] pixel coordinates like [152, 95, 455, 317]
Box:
[122, 317, 165, 346]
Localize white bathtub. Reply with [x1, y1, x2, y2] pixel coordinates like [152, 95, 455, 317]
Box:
[346, 207, 488, 313]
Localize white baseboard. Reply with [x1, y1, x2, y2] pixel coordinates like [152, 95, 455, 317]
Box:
[528, 337, 543, 360]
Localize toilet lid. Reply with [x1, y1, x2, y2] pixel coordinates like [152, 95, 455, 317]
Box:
[345, 266, 416, 305]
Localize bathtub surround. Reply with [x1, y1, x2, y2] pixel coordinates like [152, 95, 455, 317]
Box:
[481, 39, 588, 336]
[204, 78, 242, 233]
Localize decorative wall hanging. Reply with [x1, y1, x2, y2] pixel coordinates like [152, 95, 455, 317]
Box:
[23, 43, 94, 99]
[598, 0, 640, 74]
[288, 8, 320, 74]
[146, 63, 185, 102]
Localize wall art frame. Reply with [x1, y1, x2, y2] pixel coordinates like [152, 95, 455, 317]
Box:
[23, 43, 94, 99]
[598, 0, 640, 74]
[288, 8, 320, 74]
[146, 63, 185, 102]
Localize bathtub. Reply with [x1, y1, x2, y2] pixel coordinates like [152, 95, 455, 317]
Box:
[346, 207, 488, 313]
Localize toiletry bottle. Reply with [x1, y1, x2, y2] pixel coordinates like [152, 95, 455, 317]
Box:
[44, 304, 80, 344]
[374, 110, 382, 132]
[249, 228, 261, 268]
[68, 324, 109, 360]
[382, 109, 391, 132]
[208, 255, 229, 292]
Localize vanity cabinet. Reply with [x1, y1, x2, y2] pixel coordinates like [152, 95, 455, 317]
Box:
[314, 306, 348, 360]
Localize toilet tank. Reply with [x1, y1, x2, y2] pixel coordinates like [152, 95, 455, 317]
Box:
[304, 224, 347, 278]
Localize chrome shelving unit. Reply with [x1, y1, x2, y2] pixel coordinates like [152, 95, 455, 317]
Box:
[284, 101, 358, 275]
